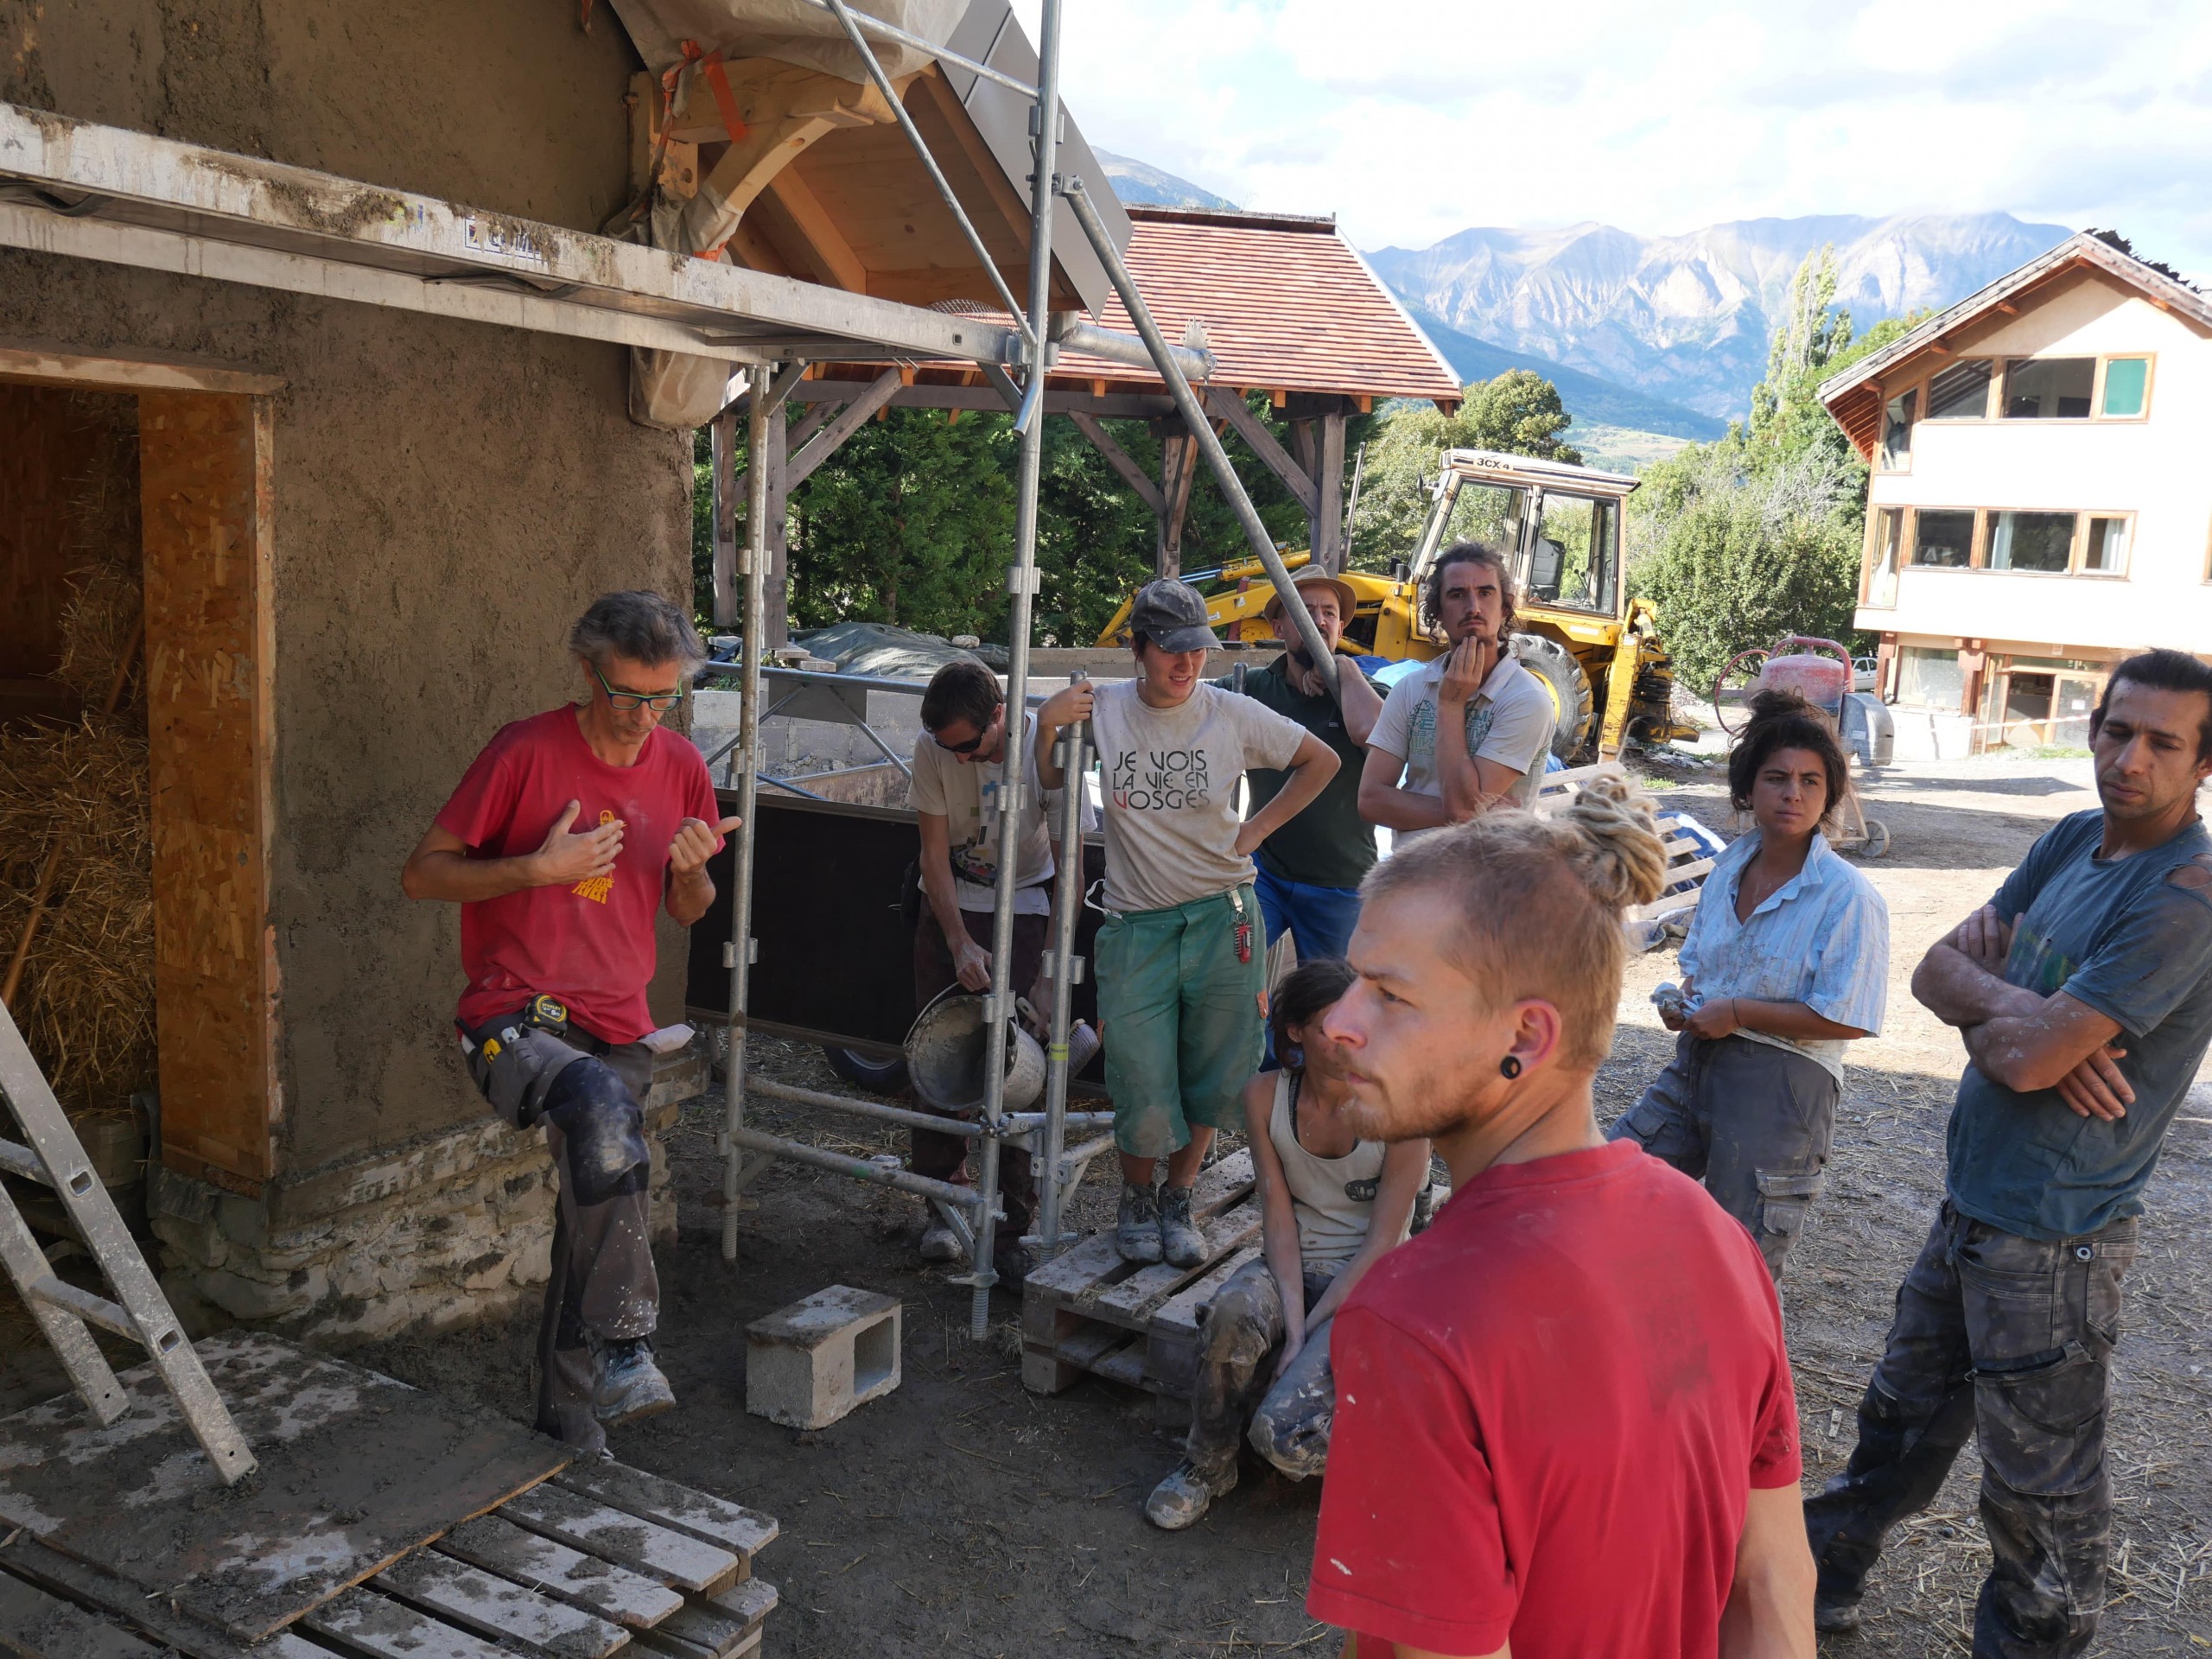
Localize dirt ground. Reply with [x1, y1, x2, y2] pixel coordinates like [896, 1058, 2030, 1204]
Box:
[7, 750, 2209, 1655]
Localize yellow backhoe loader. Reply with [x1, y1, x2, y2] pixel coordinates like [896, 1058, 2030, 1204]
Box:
[1096, 448, 1697, 760]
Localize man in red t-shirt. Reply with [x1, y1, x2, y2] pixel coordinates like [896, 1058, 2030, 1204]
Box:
[1306, 781, 1815, 1658]
[404, 591, 734, 1452]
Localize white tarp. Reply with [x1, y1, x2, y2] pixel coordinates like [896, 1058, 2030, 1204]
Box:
[611, 0, 969, 82]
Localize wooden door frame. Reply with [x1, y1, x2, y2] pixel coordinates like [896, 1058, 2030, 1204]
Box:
[1, 340, 283, 1194]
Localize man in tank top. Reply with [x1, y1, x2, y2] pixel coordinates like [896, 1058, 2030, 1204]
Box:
[1145, 960, 1432, 1530]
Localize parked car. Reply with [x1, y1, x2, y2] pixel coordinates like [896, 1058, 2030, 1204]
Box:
[1853, 655, 1880, 692]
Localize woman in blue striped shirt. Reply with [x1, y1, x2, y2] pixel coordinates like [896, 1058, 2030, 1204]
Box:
[1610, 691, 1890, 1280]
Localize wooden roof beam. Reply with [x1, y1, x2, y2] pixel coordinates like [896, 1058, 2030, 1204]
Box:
[1204, 386, 1318, 518]
[766, 167, 869, 295]
[675, 60, 908, 259]
[1070, 412, 1166, 517]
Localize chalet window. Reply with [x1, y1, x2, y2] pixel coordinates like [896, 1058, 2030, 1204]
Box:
[2101, 357, 2151, 417]
[1987, 511, 2075, 573]
[1866, 507, 1903, 607]
[1926, 359, 1993, 420]
[2083, 515, 2131, 574]
[2004, 357, 2094, 419]
[1897, 646, 1966, 709]
[1911, 509, 1976, 567]
[1878, 390, 1916, 471]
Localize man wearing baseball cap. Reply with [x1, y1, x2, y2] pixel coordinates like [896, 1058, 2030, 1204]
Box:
[1215, 566, 1385, 966]
[1036, 580, 1339, 1267]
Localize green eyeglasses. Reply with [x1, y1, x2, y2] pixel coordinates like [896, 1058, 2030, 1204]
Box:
[591, 662, 684, 713]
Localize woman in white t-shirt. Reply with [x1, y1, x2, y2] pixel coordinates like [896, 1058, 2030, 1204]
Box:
[1035, 580, 1338, 1268]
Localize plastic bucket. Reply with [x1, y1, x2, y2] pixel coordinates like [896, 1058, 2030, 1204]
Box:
[904, 991, 1046, 1113]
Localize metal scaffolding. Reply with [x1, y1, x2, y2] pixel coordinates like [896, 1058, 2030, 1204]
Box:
[715, 0, 1339, 1337]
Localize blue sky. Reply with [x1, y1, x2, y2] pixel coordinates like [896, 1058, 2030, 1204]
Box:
[1013, 0, 2212, 277]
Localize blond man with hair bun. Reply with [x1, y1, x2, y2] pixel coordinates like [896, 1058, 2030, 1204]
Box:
[1305, 779, 1816, 1659]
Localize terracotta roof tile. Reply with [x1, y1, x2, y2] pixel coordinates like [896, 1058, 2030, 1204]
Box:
[1055, 207, 1464, 409]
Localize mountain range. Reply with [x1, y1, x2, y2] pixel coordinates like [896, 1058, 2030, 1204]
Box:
[1093, 156, 2072, 433]
[1365, 213, 2072, 420]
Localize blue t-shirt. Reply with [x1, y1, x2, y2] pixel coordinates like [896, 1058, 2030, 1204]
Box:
[1946, 809, 2212, 1240]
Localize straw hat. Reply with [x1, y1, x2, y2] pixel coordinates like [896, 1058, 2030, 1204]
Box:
[1262, 565, 1358, 625]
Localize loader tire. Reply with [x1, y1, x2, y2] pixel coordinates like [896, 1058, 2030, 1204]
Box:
[1511, 632, 1594, 760]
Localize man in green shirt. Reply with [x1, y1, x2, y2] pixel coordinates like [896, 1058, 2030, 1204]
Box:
[1218, 567, 1385, 965]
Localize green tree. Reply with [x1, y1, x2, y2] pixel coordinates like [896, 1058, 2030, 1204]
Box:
[1350, 368, 1582, 567]
[788, 407, 1017, 635]
[1623, 257, 1943, 691]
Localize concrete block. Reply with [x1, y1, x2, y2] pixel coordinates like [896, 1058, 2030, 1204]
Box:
[745, 1286, 902, 1430]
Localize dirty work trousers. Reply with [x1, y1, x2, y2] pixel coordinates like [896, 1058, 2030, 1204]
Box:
[1607, 1031, 1837, 1280]
[1805, 1204, 2136, 1657]
[1185, 1257, 1340, 1480]
[909, 906, 1042, 1245]
[461, 1014, 657, 1454]
[1096, 886, 1266, 1160]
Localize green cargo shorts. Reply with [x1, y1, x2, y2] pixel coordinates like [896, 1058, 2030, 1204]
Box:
[1095, 884, 1266, 1159]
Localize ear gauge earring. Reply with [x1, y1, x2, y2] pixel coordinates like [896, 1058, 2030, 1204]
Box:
[1282, 1044, 1305, 1071]
[1498, 1055, 1522, 1080]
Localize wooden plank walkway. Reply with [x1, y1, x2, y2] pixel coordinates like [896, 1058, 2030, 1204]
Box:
[0, 1332, 568, 1641]
[0, 1337, 779, 1659]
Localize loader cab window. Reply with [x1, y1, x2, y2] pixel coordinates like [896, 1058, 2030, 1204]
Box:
[1528, 493, 1618, 616]
[1435, 478, 1526, 554]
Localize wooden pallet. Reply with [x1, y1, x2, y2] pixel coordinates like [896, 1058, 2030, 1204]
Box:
[0, 1446, 779, 1659]
[1021, 1151, 1262, 1407]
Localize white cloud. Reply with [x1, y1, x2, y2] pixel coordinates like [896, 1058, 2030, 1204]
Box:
[1012, 0, 2212, 276]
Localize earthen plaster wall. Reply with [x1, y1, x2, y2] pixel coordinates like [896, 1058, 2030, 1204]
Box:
[1, 3, 700, 1192]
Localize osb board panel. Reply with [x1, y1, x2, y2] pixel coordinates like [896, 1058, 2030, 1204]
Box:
[139, 391, 278, 1191]
[0, 1332, 568, 1643]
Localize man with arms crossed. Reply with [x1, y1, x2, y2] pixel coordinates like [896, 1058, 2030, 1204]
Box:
[1309, 779, 1815, 1657]
[1806, 648, 2212, 1655]
[1359, 542, 1555, 836]
[403, 591, 734, 1452]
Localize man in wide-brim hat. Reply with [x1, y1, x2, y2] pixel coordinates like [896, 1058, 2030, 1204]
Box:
[1217, 565, 1385, 970]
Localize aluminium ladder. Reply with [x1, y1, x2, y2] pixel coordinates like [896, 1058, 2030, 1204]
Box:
[0, 995, 256, 1484]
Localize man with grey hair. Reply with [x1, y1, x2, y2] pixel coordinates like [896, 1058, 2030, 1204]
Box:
[404, 590, 737, 1451]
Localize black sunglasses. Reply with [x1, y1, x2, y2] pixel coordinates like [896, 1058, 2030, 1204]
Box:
[933, 729, 988, 755]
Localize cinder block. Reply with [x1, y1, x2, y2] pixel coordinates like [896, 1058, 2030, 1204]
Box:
[746, 1286, 902, 1430]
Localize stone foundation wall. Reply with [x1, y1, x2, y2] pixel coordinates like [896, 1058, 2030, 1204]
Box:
[149, 1044, 706, 1340]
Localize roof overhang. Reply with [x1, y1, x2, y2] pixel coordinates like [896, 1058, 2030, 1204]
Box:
[0, 103, 1022, 369]
[1814, 235, 2212, 429]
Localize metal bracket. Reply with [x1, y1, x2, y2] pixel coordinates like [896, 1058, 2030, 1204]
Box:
[1006, 564, 1041, 596]
[1039, 954, 1086, 984]
[721, 938, 759, 968]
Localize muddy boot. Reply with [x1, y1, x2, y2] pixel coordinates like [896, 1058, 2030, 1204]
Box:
[1160, 1185, 1206, 1268]
[1116, 1182, 1163, 1264]
[1813, 1594, 1862, 1636]
[918, 1218, 963, 1262]
[591, 1337, 676, 1427]
[1145, 1458, 1238, 1530]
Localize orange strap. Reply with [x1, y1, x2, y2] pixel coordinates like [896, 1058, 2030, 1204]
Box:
[680, 41, 750, 144]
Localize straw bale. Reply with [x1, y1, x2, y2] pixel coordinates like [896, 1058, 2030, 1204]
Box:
[0, 715, 155, 1116]
[51, 395, 143, 705]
